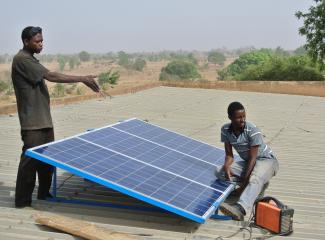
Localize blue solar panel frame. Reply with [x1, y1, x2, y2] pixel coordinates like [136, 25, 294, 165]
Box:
[26, 118, 235, 223]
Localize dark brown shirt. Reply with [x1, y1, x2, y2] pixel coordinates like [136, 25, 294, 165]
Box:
[11, 49, 53, 130]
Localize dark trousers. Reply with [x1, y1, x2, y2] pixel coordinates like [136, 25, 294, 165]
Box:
[15, 128, 54, 207]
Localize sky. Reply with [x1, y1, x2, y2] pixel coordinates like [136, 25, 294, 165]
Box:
[1, 0, 313, 54]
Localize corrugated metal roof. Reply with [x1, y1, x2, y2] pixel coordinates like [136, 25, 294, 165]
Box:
[0, 86, 324, 239]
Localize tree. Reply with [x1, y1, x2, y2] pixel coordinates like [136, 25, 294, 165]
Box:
[117, 51, 131, 68]
[296, 0, 325, 69]
[207, 51, 226, 65]
[57, 55, 67, 72]
[159, 60, 201, 81]
[132, 58, 146, 71]
[69, 57, 78, 70]
[78, 51, 91, 62]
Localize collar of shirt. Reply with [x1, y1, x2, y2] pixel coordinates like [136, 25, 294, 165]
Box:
[228, 122, 247, 135]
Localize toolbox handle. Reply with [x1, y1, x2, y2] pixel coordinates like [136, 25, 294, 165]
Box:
[258, 196, 286, 209]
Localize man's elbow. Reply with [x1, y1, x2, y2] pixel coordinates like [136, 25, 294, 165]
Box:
[44, 71, 58, 82]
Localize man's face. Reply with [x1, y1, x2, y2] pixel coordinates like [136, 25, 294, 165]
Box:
[230, 109, 246, 129]
[24, 33, 43, 54]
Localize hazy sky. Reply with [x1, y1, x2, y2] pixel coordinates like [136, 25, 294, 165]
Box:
[1, 0, 313, 54]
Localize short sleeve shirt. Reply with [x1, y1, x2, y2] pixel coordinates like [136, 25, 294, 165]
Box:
[11, 49, 53, 130]
[221, 122, 275, 161]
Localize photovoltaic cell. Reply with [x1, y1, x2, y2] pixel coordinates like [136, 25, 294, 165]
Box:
[26, 118, 235, 223]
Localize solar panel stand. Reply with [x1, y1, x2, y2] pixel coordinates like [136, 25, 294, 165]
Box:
[210, 211, 233, 220]
[47, 167, 166, 213]
[48, 167, 233, 221]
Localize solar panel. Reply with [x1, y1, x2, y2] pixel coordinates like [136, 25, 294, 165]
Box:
[26, 118, 235, 223]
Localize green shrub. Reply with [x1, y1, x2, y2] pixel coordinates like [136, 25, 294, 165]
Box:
[51, 83, 65, 97]
[98, 70, 120, 89]
[238, 56, 324, 81]
[219, 49, 274, 80]
[219, 49, 324, 81]
[159, 60, 201, 81]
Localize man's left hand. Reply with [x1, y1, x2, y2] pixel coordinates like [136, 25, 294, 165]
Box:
[81, 75, 100, 92]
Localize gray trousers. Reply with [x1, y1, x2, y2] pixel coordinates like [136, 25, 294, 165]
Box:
[215, 158, 279, 214]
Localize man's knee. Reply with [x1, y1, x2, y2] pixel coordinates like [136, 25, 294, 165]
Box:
[253, 159, 278, 181]
[248, 173, 265, 185]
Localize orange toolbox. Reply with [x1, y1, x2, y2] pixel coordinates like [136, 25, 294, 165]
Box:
[255, 196, 294, 235]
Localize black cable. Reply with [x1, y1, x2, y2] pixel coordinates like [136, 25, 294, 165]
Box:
[56, 174, 74, 190]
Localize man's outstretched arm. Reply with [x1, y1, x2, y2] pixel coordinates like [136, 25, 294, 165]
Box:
[44, 72, 100, 92]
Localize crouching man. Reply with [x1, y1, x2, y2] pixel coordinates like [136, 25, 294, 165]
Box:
[216, 102, 279, 221]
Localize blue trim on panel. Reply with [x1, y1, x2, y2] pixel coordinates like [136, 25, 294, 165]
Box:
[201, 183, 236, 220]
[26, 150, 205, 223]
[210, 214, 232, 220]
[212, 183, 235, 208]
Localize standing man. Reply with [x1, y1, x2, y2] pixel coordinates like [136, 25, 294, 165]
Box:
[12, 26, 100, 208]
[215, 102, 279, 220]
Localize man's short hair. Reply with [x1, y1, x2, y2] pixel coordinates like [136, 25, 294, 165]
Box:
[21, 26, 42, 42]
[227, 101, 245, 117]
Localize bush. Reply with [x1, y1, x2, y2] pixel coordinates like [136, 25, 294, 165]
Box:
[159, 60, 201, 81]
[51, 83, 65, 98]
[219, 49, 274, 80]
[98, 70, 120, 90]
[132, 58, 146, 71]
[234, 56, 324, 81]
[208, 51, 226, 65]
[218, 49, 324, 81]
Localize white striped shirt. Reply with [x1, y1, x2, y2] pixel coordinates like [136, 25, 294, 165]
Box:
[221, 122, 275, 161]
